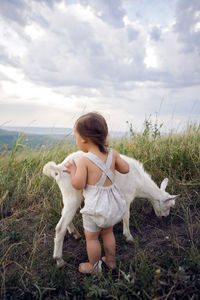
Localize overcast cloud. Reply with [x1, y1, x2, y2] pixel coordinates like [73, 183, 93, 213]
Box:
[0, 0, 200, 132]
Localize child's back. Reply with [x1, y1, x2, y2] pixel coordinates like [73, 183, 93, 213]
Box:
[80, 149, 127, 229]
[82, 148, 128, 187]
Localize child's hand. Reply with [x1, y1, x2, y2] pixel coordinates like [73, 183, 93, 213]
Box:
[63, 160, 77, 174]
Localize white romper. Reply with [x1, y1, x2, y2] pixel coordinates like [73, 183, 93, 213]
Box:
[80, 149, 127, 232]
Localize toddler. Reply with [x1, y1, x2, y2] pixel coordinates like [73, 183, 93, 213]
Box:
[64, 112, 129, 274]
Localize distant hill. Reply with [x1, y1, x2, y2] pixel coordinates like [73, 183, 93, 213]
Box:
[0, 129, 19, 148]
[0, 126, 126, 150]
[2, 126, 126, 137]
[0, 128, 72, 150]
[3, 126, 72, 135]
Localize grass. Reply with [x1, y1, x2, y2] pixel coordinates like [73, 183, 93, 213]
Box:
[0, 122, 200, 299]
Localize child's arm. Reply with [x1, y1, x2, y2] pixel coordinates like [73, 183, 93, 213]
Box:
[63, 157, 87, 190]
[114, 150, 129, 174]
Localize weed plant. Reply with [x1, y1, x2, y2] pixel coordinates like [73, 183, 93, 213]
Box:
[0, 122, 200, 299]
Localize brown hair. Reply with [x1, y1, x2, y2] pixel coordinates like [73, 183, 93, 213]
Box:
[75, 112, 108, 153]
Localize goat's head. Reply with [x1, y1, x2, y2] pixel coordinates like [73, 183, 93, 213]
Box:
[43, 161, 69, 182]
[43, 160, 73, 193]
[152, 178, 180, 217]
[43, 161, 59, 178]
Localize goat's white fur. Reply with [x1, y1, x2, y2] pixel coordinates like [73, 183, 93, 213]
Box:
[43, 151, 179, 268]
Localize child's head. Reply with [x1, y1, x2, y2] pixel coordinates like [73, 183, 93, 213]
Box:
[74, 112, 108, 153]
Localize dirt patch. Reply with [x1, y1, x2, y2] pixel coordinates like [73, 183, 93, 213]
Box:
[1, 199, 200, 299]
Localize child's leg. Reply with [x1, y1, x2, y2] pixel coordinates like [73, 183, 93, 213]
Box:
[85, 230, 101, 264]
[78, 229, 101, 273]
[100, 227, 116, 269]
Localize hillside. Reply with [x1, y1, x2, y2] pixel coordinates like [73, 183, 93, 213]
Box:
[0, 129, 19, 148]
[0, 128, 69, 150]
[3, 126, 72, 135]
[0, 127, 124, 150]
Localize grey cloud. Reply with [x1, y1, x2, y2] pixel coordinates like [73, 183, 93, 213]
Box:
[19, 6, 147, 88]
[1, 0, 199, 101]
[0, 0, 52, 28]
[21, 18, 103, 87]
[126, 26, 139, 42]
[150, 26, 162, 41]
[0, 71, 15, 82]
[0, 44, 20, 68]
[123, 89, 200, 119]
[0, 0, 28, 25]
[144, 0, 200, 89]
[0, 0, 147, 89]
[78, 0, 125, 28]
[146, 64, 200, 89]
[174, 0, 200, 53]
[152, 97, 200, 117]
[33, 0, 62, 7]
[0, 101, 75, 127]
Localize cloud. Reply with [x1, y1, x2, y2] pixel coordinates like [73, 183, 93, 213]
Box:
[174, 0, 200, 53]
[0, 44, 20, 68]
[0, 0, 62, 26]
[16, 2, 147, 90]
[0, 100, 79, 128]
[150, 26, 162, 41]
[0, 0, 28, 25]
[126, 25, 140, 42]
[0, 0, 199, 131]
[78, 0, 126, 28]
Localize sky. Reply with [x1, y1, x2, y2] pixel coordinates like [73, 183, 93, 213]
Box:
[0, 0, 200, 133]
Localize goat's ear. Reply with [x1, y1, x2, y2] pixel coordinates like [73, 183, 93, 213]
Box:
[164, 194, 180, 202]
[160, 178, 168, 191]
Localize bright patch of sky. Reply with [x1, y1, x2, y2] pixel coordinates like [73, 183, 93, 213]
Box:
[123, 0, 176, 27]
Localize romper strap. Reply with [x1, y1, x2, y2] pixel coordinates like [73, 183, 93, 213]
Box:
[97, 149, 113, 186]
[105, 148, 113, 169]
[84, 149, 114, 186]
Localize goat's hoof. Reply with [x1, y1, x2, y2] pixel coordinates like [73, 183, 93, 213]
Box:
[73, 233, 81, 240]
[127, 240, 135, 245]
[125, 236, 134, 244]
[54, 257, 66, 268]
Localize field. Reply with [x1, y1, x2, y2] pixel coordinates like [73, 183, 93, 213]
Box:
[0, 123, 200, 299]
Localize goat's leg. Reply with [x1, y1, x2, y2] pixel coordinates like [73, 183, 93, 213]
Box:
[123, 202, 134, 242]
[67, 222, 81, 240]
[53, 206, 78, 268]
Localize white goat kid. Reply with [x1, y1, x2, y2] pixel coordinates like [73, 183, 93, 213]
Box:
[43, 151, 179, 268]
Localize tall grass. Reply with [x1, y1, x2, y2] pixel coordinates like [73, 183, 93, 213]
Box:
[113, 122, 200, 186]
[0, 136, 76, 218]
[0, 122, 200, 299]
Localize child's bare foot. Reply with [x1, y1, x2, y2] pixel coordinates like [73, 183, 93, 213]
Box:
[78, 261, 102, 274]
[102, 256, 116, 270]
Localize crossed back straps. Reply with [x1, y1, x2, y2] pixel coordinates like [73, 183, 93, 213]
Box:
[83, 149, 114, 186]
